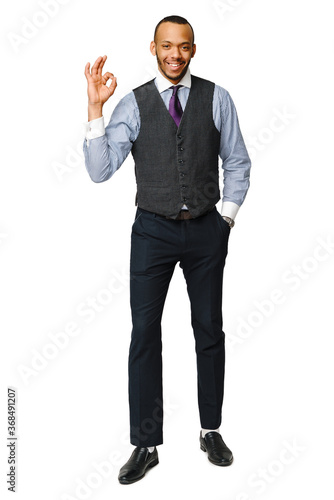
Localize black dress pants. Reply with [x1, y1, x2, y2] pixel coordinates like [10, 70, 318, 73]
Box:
[128, 206, 230, 447]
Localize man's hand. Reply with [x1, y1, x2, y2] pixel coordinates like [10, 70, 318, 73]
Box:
[84, 55, 117, 121]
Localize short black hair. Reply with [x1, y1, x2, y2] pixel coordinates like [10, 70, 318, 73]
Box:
[154, 15, 195, 45]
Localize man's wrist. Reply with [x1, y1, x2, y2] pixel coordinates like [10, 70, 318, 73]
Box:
[222, 216, 235, 228]
[88, 102, 103, 121]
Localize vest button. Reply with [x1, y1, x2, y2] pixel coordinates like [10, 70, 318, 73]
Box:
[178, 147, 184, 151]
[177, 135, 182, 139]
[181, 186, 186, 190]
[178, 160, 184, 164]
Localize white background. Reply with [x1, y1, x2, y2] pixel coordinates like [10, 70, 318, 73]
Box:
[1, 0, 333, 499]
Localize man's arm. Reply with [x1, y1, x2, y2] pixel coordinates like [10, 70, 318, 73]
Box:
[83, 93, 140, 182]
[215, 87, 251, 221]
[83, 56, 139, 182]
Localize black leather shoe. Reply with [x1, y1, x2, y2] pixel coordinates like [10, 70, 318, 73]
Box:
[200, 431, 233, 466]
[118, 447, 159, 484]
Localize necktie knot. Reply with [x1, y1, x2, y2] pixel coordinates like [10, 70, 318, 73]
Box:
[170, 85, 182, 96]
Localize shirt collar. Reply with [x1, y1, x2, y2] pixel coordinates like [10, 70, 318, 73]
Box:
[155, 67, 192, 94]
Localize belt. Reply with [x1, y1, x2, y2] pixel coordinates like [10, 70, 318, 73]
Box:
[151, 206, 215, 220]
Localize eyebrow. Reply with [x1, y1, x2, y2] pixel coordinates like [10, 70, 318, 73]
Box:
[161, 40, 191, 45]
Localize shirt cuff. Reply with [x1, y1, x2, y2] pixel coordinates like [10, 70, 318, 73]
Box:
[221, 201, 240, 220]
[83, 116, 105, 141]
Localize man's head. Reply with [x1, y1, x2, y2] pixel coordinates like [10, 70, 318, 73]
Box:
[150, 15, 196, 84]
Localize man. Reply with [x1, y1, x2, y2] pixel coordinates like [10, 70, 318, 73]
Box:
[83, 15, 251, 484]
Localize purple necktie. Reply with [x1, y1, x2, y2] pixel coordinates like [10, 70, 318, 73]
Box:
[169, 85, 183, 127]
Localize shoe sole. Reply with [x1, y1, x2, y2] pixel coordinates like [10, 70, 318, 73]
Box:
[200, 443, 234, 466]
[118, 457, 159, 485]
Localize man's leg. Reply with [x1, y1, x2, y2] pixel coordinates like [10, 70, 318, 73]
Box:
[179, 208, 230, 430]
[129, 209, 177, 447]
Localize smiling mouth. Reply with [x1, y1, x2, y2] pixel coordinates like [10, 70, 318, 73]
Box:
[166, 62, 184, 68]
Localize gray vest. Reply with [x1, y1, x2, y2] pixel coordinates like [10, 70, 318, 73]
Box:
[131, 75, 221, 219]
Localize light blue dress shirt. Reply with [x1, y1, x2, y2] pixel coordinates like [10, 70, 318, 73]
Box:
[83, 68, 251, 219]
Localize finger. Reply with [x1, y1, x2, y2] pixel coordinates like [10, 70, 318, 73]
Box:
[91, 56, 103, 76]
[108, 76, 117, 94]
[96, 55, 107, 76]
[98, 56, 107, 76]
[102, 71, 114, 83]
[84, 62, 91, 79]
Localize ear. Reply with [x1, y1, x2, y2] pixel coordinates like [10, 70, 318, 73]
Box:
[150, 41, 156, 56]
[191, 44, 197, 58]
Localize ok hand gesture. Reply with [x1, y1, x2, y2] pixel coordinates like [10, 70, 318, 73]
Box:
[84, 55, 117, 107]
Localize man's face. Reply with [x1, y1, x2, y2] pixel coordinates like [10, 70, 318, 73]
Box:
[150, 22, 196, 84]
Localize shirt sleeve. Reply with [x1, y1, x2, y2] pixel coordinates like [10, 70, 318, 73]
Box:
[82, 92, 140, 183]
[215, 86, 251, 219]
[83, 116, 106, 141]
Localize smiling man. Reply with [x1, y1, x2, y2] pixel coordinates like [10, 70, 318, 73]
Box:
[153, 18, 195, 82]
[83, 15, 251, 484]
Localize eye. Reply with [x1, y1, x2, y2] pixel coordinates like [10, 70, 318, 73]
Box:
[162, 45, 170, 49]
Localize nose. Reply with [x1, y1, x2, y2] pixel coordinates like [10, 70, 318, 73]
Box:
[170, 46, 182, 59]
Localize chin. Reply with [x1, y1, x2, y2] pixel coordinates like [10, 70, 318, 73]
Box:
[166, 73, 183, 81]
[163, 65, 189, 82]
